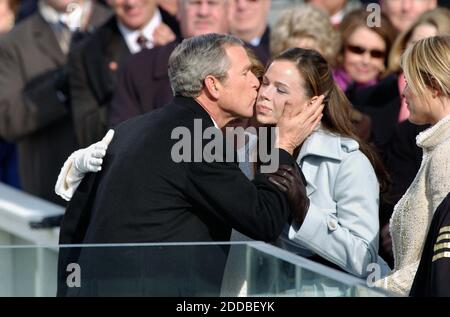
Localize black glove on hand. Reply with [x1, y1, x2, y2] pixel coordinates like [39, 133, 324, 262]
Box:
[54, 66, 70, 106]
[268, 165, 310, 227]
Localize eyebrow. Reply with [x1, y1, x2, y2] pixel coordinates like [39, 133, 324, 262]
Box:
[242, 63, 252, 72]
[263, 76, 290, 89]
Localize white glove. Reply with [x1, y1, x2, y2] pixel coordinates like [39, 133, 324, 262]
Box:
[73, 129, 114, 173]
[55, 129, 114, 201]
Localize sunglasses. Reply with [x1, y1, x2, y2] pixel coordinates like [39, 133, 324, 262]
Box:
[346, 45, 385, 59]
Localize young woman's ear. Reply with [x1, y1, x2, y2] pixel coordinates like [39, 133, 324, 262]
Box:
[308, 96, 321, 107]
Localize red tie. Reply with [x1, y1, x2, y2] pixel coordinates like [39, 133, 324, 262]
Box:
[136, 34, 148, 50]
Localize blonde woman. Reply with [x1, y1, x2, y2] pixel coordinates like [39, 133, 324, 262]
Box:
[376, 36, 450, 295]
[353, 8, 450, 268]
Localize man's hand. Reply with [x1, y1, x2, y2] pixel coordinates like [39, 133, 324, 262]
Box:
[73, 129, 114, 173]
[153, 23, 176, 46]
[276, 95, 324, 155]
[268, 165, 310, 226]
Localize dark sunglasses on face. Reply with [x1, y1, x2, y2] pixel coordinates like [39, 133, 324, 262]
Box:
[346, 44, 385, 59]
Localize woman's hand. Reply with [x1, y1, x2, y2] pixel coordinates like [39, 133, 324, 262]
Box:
[275, 95, 324, 155]
[73, 129, 114, 173]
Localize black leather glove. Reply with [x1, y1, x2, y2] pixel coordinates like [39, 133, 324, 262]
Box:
[268, 165, 310, 227]
[53, 66, 70, 106]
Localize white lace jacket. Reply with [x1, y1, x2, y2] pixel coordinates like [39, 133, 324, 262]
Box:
[378, 114, 450, 295]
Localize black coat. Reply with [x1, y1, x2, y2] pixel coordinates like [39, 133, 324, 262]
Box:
[108, 40, 178, 127]
[58, 96, 298, 296]
[108, 28, 272, 128]
[244, 26, 271, 66]
[69, 9, 180, 147]
[0, 4, 111, 205]
[410, 192, 450, 297]
[380, 120, 428, 225]
[351, 74, 402, 152]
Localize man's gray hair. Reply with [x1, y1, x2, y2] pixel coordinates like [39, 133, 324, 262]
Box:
[168, 33, 244, 97]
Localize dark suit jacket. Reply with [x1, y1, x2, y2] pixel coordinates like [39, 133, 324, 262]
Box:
[245, 26, 271, 66]
[108, 40, 178, 127]
[380, 121, 428, 224]
[351, 74, 402, 153]
[69, 9, 180, 147]
[108, 28, 272, 127]
[0, 4, 110, 205]
[58, 96, 297, 296]
[410, 192, 450, 297]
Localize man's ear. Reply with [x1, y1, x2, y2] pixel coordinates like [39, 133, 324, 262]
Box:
[204, 75, 220, 99]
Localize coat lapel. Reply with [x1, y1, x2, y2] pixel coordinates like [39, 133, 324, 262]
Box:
[102, 19, 130, 88]
[300, 160, 318, 197]
[84, 17, 130, 105]
[33, 14, 65, 65]
[296, 130, 348, 197]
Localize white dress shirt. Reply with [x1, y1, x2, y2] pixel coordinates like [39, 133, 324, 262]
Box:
[117, 9, 162, 54]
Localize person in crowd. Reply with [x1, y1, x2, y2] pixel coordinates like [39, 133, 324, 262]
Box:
[351, 8, 450, 265]
[380, 0, 437, 32]
[0, 0, 20, 188]
[352, 8, 449, 153]
[57, 33, 322, 296]
[107, 0, 231, 127]
[57, 45, 391, 283]
[69, 0, 180, 148]
[305, 0, 362, 26]
[270, 5, 371, 140]
[270, 4, 340, 66]
[334, 9, 396, 100]
[410, 192, 450, 297]
[375, 35, 450, 295]
[0, 0, 17, 32]
[0, 0, 111, 205]
[228, 0, 271, 65]
[254, 47, 390, 279]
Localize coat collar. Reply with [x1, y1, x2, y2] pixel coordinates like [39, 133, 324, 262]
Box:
[416, 113, 450, 150]
[295, 128, 358, 197]
[172, 96, 215, 129]
[296, 128, 359, 164]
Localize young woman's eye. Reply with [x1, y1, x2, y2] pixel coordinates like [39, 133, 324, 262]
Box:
[277, 87, 287, 94]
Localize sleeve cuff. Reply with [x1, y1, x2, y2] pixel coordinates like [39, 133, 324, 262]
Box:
[54, 150, 84, 201]
[288, 201, 326, 244]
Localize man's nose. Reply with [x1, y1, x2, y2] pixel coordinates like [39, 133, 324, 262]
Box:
[250, 73, 260, 90]
[198, 2, 211, 15]
[236, 0, 248, 10]
[401, 0, 413, 12]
